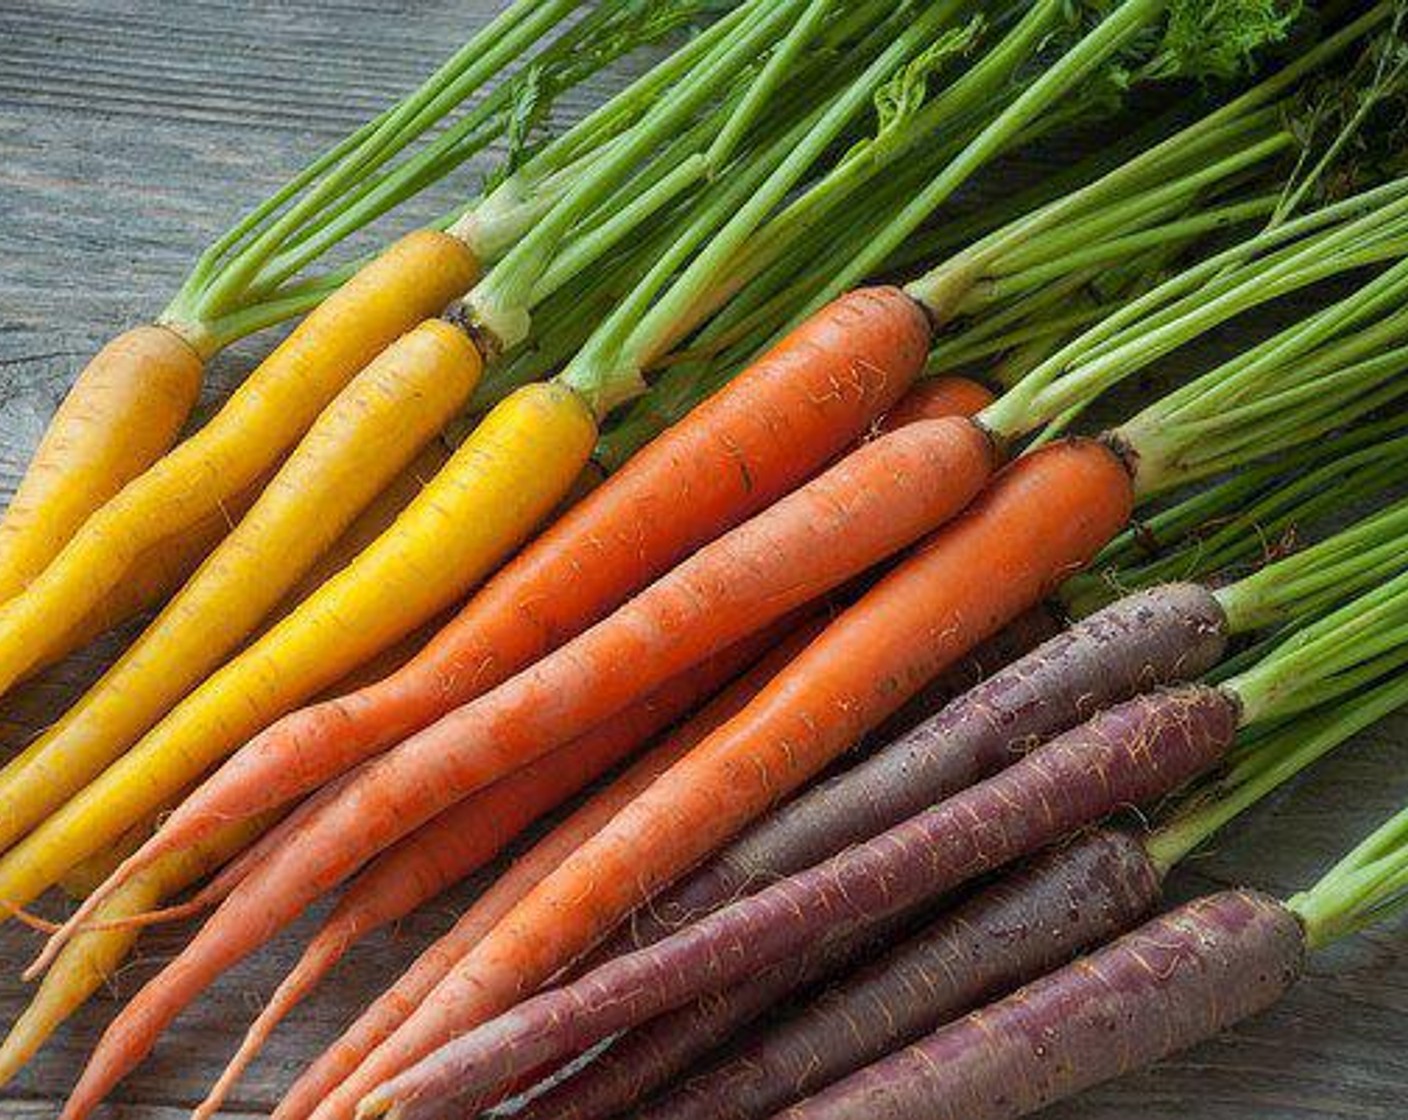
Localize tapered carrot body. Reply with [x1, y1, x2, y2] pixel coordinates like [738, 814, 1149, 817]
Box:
[0, 321, 480, 854]
[611, 583, 1227, 953]
[0, 324, 205, 605]
[335, 439, 1131, 1119]
[784, 890, 1303, 1120]
[1, 377, 593, 939]
[194, 627, 783, 1120]
[147, 287, 929, 864]
[274, 439, 453, 625]
[366, 687, 1236, 1120]
[0, 230, 479, 693]
[60, 416, 986, 1120]
[0, 811, 266, 1089]
[277, 619, 827, 1120]
[641, 830, 1162, 1120]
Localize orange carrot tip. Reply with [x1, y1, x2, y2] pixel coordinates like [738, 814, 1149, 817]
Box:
[192, 629, 783, 1118]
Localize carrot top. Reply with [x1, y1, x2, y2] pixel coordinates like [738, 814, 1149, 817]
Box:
[162, 0, 698, 351]
[1291, 792, 1408, 948]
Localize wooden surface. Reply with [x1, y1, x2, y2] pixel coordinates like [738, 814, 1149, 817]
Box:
[0, 2, 1406, 1117]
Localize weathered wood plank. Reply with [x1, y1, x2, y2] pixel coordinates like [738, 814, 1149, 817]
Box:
[1, 3, 1406, 1118]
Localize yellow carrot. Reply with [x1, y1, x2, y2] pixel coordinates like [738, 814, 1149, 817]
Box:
[0, 379, 593, 924]
[0, 325, 207, 606]
[0, 230, 478, 693]
[0, 811, 268, 1089]
[272, 439, 452, 624]
[0, 320, 479, 854]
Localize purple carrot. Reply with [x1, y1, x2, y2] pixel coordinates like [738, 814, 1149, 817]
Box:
[868, 603, 1063, 742]
[608, 584, 1225, 954]
[781, 889, 1304, 1120]
[371, 685, 1238, 1120]
[638, 828, 1162, 1120]
[515, 908, 916, 1120]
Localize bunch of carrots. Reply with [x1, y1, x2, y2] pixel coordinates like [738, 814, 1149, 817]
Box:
[4, 1, 1408, 1118]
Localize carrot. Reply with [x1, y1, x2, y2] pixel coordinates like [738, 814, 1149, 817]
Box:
[781, 889, 1304, 1120]
[38, 468, 268, 680]
[363, 685, 1237, 1120]
[0, 325, 205, 605]
[0, 230, 479, 694]
[272, 439, 453, 626]
[0, 810, 269, 1089]
[118, 287, 927, 876]
[604, 582, 1227, 954]
[55, 415, 987, 1120]
[635, 829, 1162, 1120]
[577, 602, 1064, 972]
[311, 437, 1126, 1120]
[521, 903, 917, 1120]
[191, 625, 784, 1120]
[275, 617, 827, 1120]
[875, 376, 995, 433]
[0, 376, 592, 941]
[0, 320, 479, 854]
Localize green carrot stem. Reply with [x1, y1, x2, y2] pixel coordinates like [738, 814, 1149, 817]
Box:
[973, 192, 1282, 308]
[1231, 566, 1408, 724]
[1290, 793, 1408, 948]
[1148, 671, 1408, 874]
[901, 0, 1396, 315]
[564, 1, 971, 414]
[704, 0, 834, 173]
[983, 183, 1408, 440]
[1218, 499, 1408, 633]
[1066, 421, 1408, 617]
[195, 0, 585, 321]
[468, 0, 809, 349]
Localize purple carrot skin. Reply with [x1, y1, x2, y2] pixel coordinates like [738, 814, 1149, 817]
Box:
[516, 908, 918, 1120]
[639, 829, 1162, 1120]
[573, 604, 1066, 979]
[610, 583, 1226, 954]
[781, 890, 1304, 1120]
[367, 686, 1237, 1120]
[869, 604, 1063, 744]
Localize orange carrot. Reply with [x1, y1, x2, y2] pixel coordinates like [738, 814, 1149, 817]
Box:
[877, 376, 995, 433]
[274, 617, 826, 1120]
[58, 412, 989, 1120]
[193, 624, 785, 1120]
[97, 287, 929, 883]
[330, 438, 1132, 1119]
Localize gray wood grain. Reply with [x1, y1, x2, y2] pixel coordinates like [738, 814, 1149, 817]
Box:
[0, 2, 1405, 1117]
